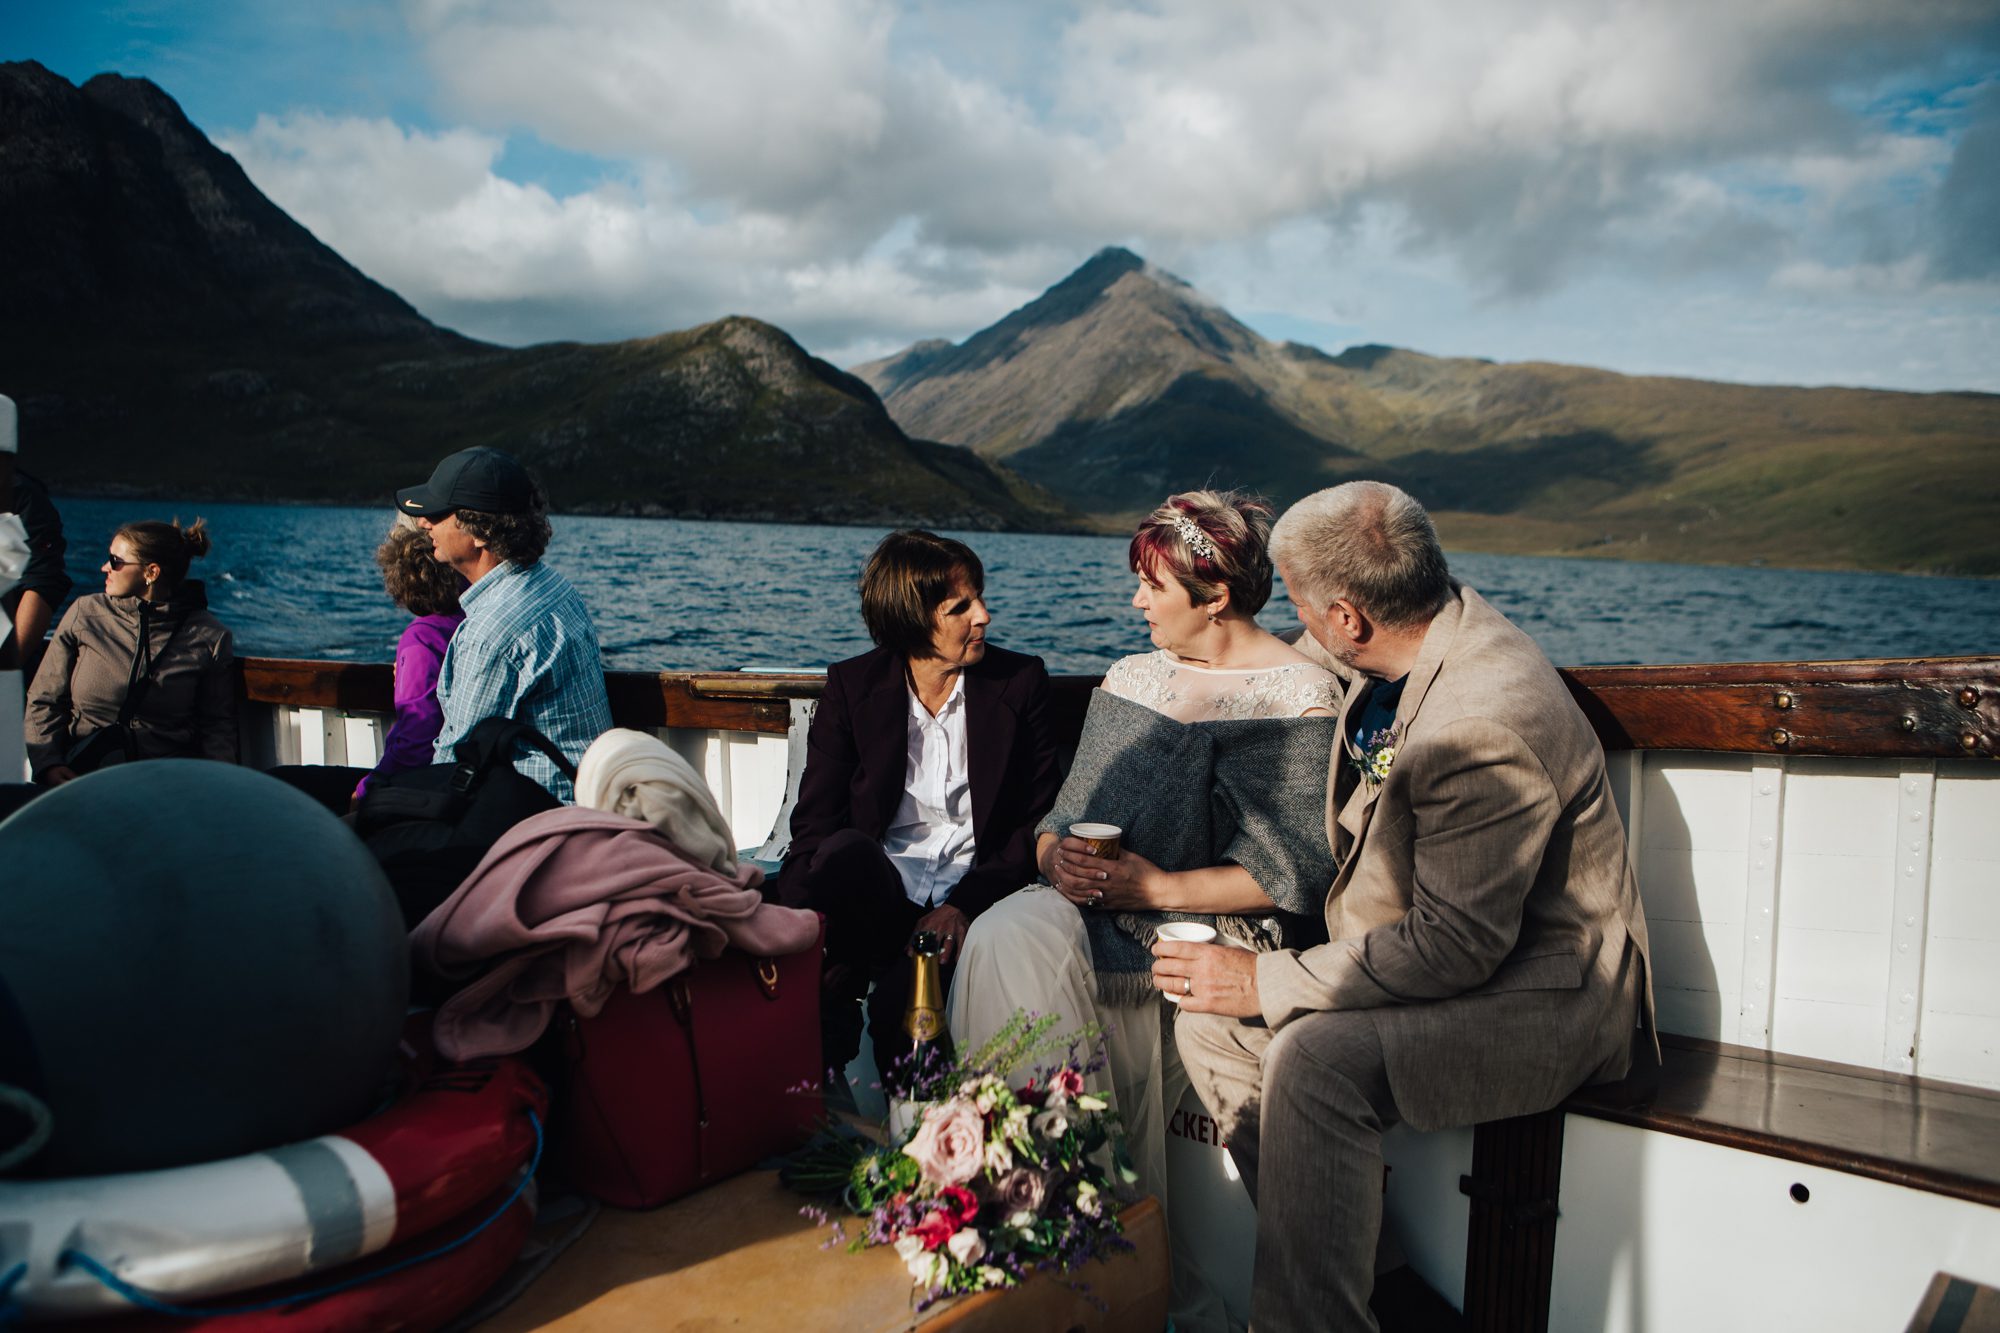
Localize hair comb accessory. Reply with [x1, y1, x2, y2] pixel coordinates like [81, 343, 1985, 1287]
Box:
[1172, 514, 1218, 561]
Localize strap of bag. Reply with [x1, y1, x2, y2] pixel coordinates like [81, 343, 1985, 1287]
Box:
[116, 605, 191, 728]
[450, 716, 581, 793]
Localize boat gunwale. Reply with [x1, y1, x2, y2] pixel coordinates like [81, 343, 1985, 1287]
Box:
[239, 655, 2000, 759]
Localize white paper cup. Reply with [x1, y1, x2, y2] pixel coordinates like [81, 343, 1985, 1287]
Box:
[1069, 822, 1123, 859]
[1155, 922, 1218, 945]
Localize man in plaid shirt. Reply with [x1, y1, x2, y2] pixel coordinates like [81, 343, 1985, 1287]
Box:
[397, 447, 611, 802]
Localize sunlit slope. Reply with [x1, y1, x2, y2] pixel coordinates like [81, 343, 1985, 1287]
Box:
[860, 253, 2000, 574]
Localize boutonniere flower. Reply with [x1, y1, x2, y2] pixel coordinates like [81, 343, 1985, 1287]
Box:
[1350, 724, 1400, 786]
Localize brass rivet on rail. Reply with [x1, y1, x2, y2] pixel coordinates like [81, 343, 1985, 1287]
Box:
[1771, 728, 1792, 746]
[1964, 733, 1982, 752]
[1901, 715, 1918, 732]
[1960, 688, 1980, 708]
[1774, 691, 1794, 710]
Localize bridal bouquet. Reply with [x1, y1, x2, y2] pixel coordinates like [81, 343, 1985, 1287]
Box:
[785, 1013, 1134, 1307]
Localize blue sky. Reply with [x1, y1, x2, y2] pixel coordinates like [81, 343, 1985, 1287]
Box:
[8, 1, 1998, 391]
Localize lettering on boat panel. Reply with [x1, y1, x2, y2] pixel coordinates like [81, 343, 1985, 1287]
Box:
[1168, 1107, 1229, 1149]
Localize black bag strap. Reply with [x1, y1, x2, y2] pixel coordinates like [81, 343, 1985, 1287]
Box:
[116, 604, 191, 728]
[448, 716, 581, 796]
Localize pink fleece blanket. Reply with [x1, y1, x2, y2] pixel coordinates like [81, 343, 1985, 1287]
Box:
[410, 807, 821, 1059]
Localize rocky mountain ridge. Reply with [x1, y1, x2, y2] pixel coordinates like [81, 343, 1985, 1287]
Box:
[856, 249, 2000, 575]
[0, 61, 1076, 532]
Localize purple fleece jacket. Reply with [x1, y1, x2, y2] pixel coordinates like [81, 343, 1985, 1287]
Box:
[355, 611, 464, 799]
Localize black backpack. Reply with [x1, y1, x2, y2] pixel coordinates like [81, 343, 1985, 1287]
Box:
[355, 717, 579, 929]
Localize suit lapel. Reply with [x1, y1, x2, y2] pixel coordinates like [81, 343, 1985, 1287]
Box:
[1328, 674, 1366, 859]
[1328, 588, 1467, 867]
[963, 663, 1012, 854]
[853, 652, 912, 838]
[1390, 588, 1462, 740]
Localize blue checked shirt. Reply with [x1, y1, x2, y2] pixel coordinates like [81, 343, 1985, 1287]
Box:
[432, 560, 613, 802]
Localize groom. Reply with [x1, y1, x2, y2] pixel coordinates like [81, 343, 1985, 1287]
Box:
[1154, 480, 1654, 1331]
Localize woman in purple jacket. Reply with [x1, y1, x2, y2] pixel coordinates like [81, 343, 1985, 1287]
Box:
[353, 521, 465, 802]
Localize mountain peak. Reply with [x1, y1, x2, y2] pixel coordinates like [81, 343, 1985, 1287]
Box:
[0, 61, 441, 346]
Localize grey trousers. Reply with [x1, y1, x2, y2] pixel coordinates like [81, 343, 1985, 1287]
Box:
[1176, 1007, 1400, 1333]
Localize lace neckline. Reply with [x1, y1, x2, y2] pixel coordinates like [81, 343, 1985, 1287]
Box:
[1160, 655, 1307, 676]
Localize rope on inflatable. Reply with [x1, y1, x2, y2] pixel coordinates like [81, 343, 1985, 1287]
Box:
[0, 1083, 53, 1173]
[0, 1260, 27, 1330]
[3, 1110, 542, 1323]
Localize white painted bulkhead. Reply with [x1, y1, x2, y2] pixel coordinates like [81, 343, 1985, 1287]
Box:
[1550, 1118, 2000, 1332]
[1625, 751, 1999, 1089]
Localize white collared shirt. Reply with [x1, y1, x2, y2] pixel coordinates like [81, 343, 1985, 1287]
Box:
[880, 673, 976, 907]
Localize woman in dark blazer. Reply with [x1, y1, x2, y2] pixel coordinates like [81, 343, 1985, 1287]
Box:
[775, 530, 1061, 1091]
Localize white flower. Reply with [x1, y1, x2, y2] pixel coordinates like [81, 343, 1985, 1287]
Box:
[983, 1137, 1015, 1175]
[1005, 1105, 1031, 1135]
[1008, 1208, 1036, 1228]
[1075, 1180, 1102, 1217]
[1033, 1107, 1071, 1140]
[978, 1264, 1008, 1287]
[966, 1075, 1008, 1114]
[946, 1228, 986, 1265]
[1075, 1093, 1108, 1112]
[893, 1235, 926, 1263]
[906, 1251, 948, 1287]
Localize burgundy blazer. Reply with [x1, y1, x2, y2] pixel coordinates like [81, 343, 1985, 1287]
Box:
[774, 643, 1061, 920]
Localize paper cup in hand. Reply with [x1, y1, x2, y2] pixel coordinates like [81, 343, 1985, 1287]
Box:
[1069, 822, 1122, 859]
[1155, 922, 1217, 945]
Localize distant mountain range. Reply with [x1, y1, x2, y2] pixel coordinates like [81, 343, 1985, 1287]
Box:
[858, 248, 2000, 576]
[4, 60, 1993, 573]
[0, 61, 1073, 532]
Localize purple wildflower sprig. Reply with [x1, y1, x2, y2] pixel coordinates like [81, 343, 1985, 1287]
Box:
[1350, 722, 1401, 786]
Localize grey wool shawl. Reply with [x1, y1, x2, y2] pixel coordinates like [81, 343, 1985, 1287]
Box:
[1036, 689, 1340, 1006]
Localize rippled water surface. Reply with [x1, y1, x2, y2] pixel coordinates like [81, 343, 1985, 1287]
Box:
[50, 499, 1999, 672]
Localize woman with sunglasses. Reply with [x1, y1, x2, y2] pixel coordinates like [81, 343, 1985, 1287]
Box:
[24, 518, 237, 786]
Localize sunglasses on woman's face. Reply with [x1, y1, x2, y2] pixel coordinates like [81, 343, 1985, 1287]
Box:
[105, 553, 142, 570]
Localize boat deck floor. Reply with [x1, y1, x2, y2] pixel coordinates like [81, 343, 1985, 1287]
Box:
[472, 1170, 1168, 1332]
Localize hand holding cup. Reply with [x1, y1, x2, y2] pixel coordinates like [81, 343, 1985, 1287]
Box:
[1048, 823, 1159, 912]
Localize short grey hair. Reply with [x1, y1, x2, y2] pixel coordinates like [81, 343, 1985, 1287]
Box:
[1270, 481, 1452, 630]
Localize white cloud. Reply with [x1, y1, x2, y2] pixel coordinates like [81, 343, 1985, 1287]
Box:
[210, 0, 1998, 390]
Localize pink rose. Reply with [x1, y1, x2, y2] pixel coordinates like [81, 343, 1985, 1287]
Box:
[903, 1097, 985, 1187]
[1052, 1068, 1085, 1100]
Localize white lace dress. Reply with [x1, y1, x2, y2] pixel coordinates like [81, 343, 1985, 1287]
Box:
[947, 650, 1341, 1333]
[1099, 650, 1343, 723]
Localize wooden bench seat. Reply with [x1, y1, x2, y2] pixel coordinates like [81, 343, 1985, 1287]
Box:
[1446, 1037, 2000, 1330]
[1562, 1034, 2000, 1208]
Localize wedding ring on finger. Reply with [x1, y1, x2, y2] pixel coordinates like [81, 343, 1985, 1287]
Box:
[1183, 976, 1193, 996]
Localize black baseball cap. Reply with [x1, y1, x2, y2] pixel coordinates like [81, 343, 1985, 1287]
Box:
[396, 447, 535, 518]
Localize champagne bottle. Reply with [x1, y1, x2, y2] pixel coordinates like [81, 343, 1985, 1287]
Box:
[901, 930, 955, 1093]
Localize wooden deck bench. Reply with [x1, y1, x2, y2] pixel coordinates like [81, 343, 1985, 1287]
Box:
[1448, 1036, 2000, 1331]
[1564, 1035, 2000, 1209]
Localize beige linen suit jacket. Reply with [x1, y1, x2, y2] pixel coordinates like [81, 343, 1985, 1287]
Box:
[1266, 584, 1654, 1130]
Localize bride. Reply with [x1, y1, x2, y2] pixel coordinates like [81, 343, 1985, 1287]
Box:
[948, 489, 1341, 1330]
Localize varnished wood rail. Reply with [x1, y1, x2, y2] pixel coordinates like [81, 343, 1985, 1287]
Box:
[241, 656, 2000, 758]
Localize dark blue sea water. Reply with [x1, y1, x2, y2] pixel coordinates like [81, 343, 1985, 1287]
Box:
[48, 499, 1999, 672]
